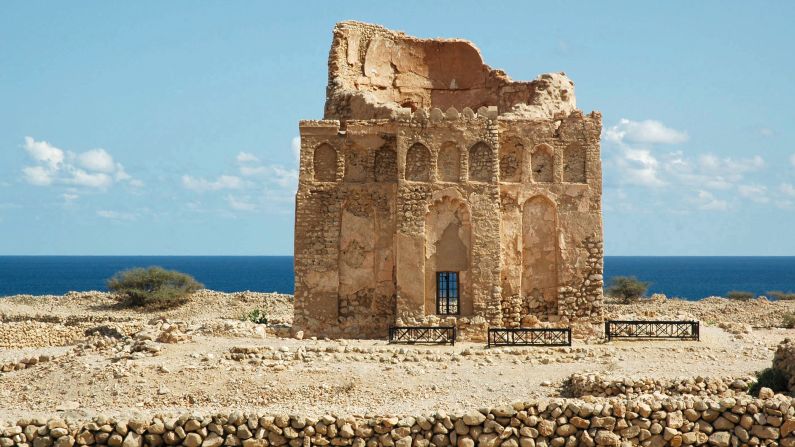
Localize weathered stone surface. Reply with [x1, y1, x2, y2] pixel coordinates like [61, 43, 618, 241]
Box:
[1, 396, 794, 447]
[294, 21, 603, 339]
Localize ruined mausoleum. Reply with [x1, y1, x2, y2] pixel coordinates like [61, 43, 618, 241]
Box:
[294, 21, 603, 339]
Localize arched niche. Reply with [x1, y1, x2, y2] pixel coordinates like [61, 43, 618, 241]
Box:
[405, 143, 431, 181]
[532, 144, 554, 183]
[499, 138, 523, 183]
[313, 143, 337, 182]
[563, 143, 586, 183]
[521, 196, 558, 305]
[424, 197, 472, 316]
[468, 141, 494, 183]
[437, 142, 460, 182]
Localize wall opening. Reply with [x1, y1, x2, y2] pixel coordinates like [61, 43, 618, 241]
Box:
[436, 271, 460, 315]
[405, 143, 431, 181]
[468, 142, 494, 183]
[425, 197, 471, 316]
[313, 143, 337, 182]
[532, 144, 554, 183]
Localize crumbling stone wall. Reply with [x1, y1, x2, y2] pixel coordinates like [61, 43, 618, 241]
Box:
[294, 22, 603, 338]
[4, 397, 794, 447]
[774, 338, 795, 393]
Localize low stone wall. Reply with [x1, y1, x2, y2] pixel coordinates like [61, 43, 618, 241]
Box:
[0, 353, 58, 373]
[564, 374, 754, 398]
[775, 338, 795, 392]
[2, 396, 794, 447]
[0, 322, 81, 348]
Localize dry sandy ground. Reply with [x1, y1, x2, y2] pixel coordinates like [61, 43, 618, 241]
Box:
[0, 292, 793, 422]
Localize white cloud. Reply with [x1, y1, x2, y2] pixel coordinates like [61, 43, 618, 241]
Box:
[78, 148, 115, 173]
[21, 137, 137, 190]
[760, 128, 774, 137]
[663, 152, 765, 191]
[236, 152, 260, 163]
[790, 153, 795, 168]
[62, 193, 79, 201]
[22, 166, 55, 186]
[605, 119, 688, 145]
[226, 195, 257, 211]
[96, 210, 137, 221]
[129, 179, 145, 188]
[780, 183, 795, 197]
[24, 137, 64, 170]
[181, 174, 244, 191]
[291, 136, 301, 162]
[692, 190, 729, 211]
[239, 165, 268, 176]
[614, 148, 664, 187]
[70, 170, 113, 188]
[183, 138, 301, 214]
[737, 184, 769, 203]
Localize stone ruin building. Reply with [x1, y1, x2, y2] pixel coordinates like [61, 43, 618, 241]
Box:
[293, 21, 603, 339]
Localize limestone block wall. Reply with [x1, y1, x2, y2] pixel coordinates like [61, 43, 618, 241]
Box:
[293, 22, 604, 339]
[3, 396, 794, 447]
[774, 338, 795, 393]
[294, 109, 602, 339]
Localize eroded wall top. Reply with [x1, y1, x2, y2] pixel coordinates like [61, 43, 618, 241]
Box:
[324, 21, 577, 121]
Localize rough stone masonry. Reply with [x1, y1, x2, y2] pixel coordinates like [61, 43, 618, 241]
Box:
[293, 21, 604, 339]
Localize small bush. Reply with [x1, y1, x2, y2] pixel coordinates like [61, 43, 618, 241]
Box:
[107, 267, 203, 310]
[748, 368, 789, 396]
[243, 308, 269, 325]
[783, 312, 795, 329]
[767, 290, 795, 301]
[726, 290, 756, 301]
[606, 276, 650, 304]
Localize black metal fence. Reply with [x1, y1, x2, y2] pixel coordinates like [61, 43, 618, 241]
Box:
[388, 326, 456, 345]
[604, 320, 699, 341]
[487, 327, 572, 348]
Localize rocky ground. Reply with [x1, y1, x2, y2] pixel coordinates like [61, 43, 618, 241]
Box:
[0, 291, 793, 423]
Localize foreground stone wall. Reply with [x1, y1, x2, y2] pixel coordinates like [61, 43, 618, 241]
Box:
[564, 374, 755, 399]
[775, 339, 795, 392]
[3, 396, 794, 447]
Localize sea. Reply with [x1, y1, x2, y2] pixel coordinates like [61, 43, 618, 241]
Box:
[0, 256, 794, 300]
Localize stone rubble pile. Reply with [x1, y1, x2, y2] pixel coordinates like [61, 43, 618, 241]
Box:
[717, 322, 752, 336]
[774, 339, 795, 393]
[605, 296, 795, 329]
[224, 344, 593, 367]
[1, 396, 794, 447]
[0, 353, 58, 373]
[196, 320, 269, 339]
[71, 320, 195, 360]
[564, 374, 755, 398]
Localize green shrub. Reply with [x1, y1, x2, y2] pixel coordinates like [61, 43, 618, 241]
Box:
[748, 368, 789, 396]
[767, 290, 795, 301]
[606, 276, 650, 304]
[783, 312, 795, 329]
[725, 290, 756, 301]
[107, 267, 203, 310]
[243, 308, 269, 325]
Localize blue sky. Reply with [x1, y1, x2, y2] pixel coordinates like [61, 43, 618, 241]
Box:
[1, 1, 793, 255]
